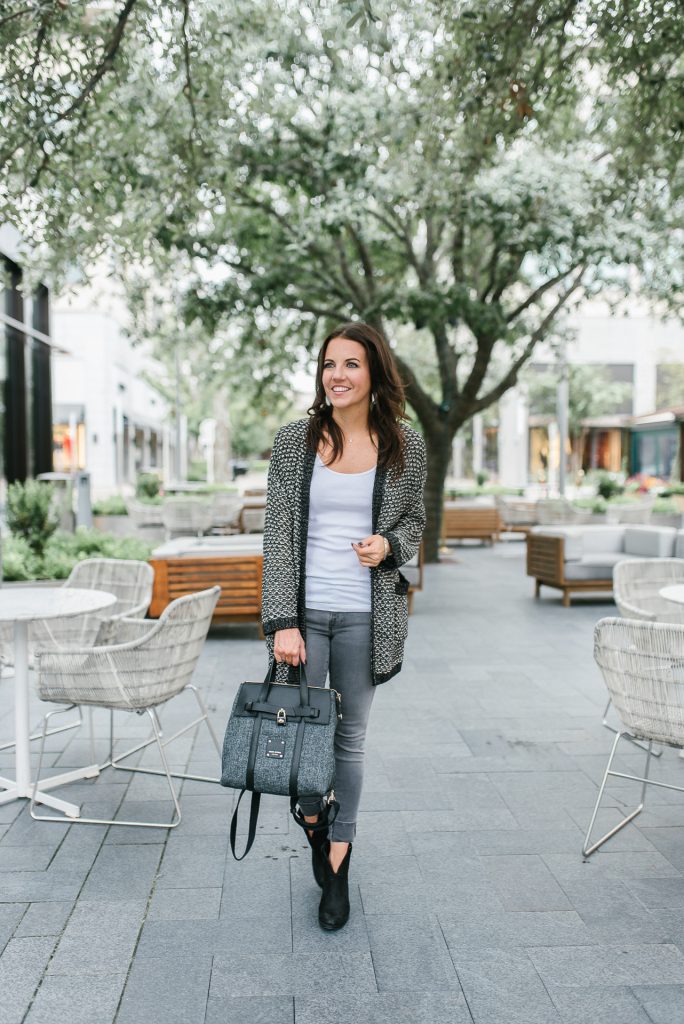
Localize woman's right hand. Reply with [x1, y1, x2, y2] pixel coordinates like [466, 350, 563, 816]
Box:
[273, 627, 306, 667]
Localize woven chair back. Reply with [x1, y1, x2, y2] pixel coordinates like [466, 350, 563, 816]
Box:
[66, 558, 154, 618]
[594, 616, 684, 747]
[37, 586, 220, 709]
[614, 558, 684, 624]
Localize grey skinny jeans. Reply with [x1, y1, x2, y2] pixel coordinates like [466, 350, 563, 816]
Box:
[298, 607, 376, 843]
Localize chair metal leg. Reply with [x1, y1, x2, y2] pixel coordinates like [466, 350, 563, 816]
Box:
[109, 684, 221, 784]
[0, 708, 83, 752]
[30, 707, 182, 829]
[601, 697, 662, 757]
[582, 732, 684, 858]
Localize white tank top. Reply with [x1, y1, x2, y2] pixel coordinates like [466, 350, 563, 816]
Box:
[305, 454, 376, 611]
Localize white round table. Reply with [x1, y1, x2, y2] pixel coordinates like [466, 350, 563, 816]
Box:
[0, 587, 116, 816]
[660, 585, 684, 605]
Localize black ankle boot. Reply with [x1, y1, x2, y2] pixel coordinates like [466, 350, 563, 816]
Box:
[306, 826, 328, 889]
[318, 844, 352, 931]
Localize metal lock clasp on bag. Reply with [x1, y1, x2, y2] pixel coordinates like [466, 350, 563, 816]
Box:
[276, 707, 287, 726]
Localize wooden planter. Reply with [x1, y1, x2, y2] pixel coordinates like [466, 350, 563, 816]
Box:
[149, 554, 264, 634]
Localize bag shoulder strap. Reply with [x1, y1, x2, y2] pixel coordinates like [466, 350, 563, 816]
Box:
[230, 789, 261, 860]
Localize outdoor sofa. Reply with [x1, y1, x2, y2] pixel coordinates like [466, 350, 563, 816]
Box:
[527, 524, 684, 607]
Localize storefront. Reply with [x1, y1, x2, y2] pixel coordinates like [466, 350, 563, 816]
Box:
[630, 410, 683, 481]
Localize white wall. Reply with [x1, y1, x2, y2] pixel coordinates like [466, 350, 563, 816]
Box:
[534, 304, 684, 415]
[51, 303, 169, 497]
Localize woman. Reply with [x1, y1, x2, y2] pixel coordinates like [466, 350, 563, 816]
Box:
[261, 321, 427, 931]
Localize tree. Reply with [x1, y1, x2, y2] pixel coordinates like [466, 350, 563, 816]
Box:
[2, 1, 682, 558]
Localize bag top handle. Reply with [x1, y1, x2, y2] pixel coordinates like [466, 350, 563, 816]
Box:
[260, 658, 309, 707]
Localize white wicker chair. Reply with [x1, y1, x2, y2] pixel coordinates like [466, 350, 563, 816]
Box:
[494, 495, 538, 531]
[126, 498, 164, 528]
[0, 559, 155, 753]
[583, 617, 684, 857]
[601, 558, 684, 755]
[162, 497, 214, 539]
[240, 506, 266, 533]
[613, 558, 684, 624]
[536, 498, 593, 525]
[612, 497, 655, 524]
[211, 493, 243, 533]
[30, 585, 220, 829]
[31, 558, 155, 651]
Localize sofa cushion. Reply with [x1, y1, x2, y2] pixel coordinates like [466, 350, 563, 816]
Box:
[579, 527, 626, 556]
[530, 526, 626, 561]
[563, 554, 641, 581]
[623, 526, 677, 558]
[676, 531, 684, 559]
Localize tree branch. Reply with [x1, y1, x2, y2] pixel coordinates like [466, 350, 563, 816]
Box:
[346, 223, 376, 300]
[0, 5, 34, 30]
[59, 0, 138, 123]
[393, 352, 440, 425]
[505, 263, 582, 323]
[180, 0, 200, 154]
[472, 266, 586, 411]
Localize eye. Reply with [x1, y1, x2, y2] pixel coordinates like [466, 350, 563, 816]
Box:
[347, 361, 359, 368]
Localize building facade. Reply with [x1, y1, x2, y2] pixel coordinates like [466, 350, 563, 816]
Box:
[51, 295, 175, 499]
[491, 304, 684, 489]
[0, 225, 54, 490]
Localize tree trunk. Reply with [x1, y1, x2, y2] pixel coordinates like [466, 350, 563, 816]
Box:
[422, 424, 454, 562]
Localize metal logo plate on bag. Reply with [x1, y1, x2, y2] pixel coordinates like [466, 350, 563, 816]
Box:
[265, 737, 285, 759]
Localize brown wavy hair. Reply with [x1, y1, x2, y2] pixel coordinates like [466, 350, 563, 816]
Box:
[306, 322, 407, 475]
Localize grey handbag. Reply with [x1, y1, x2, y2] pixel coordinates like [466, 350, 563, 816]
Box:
[221, 660, 341, 859]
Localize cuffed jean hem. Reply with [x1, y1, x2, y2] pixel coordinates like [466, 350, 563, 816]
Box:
[298, 795, 357, 844]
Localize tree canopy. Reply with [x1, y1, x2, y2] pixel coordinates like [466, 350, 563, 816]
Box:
[1, 0, 682, 557]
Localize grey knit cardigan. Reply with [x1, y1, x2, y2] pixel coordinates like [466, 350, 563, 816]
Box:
[262, 417, 427, 685]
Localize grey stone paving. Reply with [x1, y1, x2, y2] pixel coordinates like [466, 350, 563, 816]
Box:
[2, 540, 684, 1022]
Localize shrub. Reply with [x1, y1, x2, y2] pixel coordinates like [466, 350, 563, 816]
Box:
[2, 529, 153, 581]
[2, 535, 42, 581]
[136, 472, 161, 500]
[6, 480, 59, 555]
[653, 497, 679, 514]
[595, 472, 624, 501]
[661, 483, 684, 497]
[92, 495, 128, 516]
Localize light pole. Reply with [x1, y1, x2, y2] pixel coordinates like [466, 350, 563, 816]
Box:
[557, 339, 570, 497]
[174, 331, 182, 483]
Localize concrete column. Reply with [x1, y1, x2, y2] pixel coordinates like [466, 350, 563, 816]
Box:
[451, 433, 464, 480]
[497, 387, 529, 489]
[633, 356, 658, 415]
[472, 414, 484, 476]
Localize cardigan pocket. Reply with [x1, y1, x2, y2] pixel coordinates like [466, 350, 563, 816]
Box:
[395, 571, 410, 595]
[393, 590, 409, 642]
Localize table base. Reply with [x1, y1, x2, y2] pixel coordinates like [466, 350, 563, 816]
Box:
[0, 763, 101, 817]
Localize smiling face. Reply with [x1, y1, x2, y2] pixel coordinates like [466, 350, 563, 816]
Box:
[321, 336, 372, 412]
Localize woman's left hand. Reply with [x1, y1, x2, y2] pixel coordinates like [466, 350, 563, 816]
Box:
[352, 534, 388, 567]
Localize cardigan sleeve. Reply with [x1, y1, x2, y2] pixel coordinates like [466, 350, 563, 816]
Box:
[380, 432, 427, 570]
[261, 426, 300, 635]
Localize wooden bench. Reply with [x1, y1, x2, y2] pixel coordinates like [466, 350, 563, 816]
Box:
[148, 536, 264, 634]
[441, 505, 502, 545]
